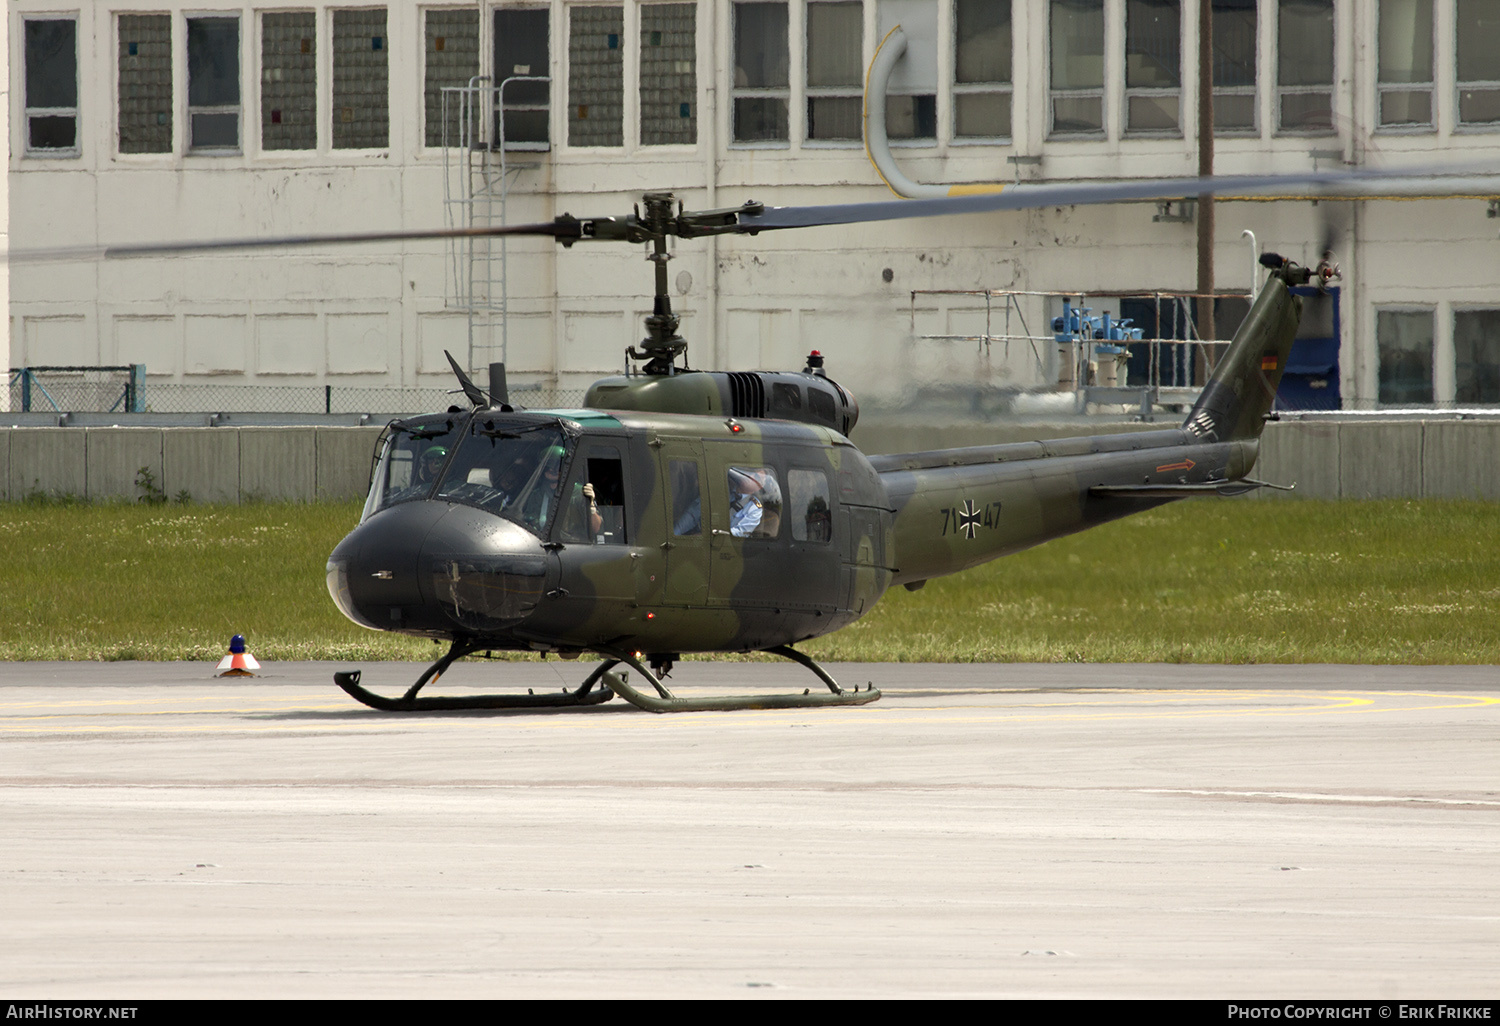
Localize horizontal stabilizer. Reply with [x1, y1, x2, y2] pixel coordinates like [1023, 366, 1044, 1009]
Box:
[1089, 479, 1296, 499]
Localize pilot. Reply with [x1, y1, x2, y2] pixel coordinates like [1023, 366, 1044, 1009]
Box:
[728, 468, 763, 537]
[415, 445, 448, 487]
[521, 446, 604, 539]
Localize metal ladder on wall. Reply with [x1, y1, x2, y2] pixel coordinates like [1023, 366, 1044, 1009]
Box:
[440, 76, 548, 378]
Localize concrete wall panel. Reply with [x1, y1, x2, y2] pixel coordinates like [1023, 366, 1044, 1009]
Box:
[86, 429, 164, 502]
[8, 429, 87, 499]
[163, 429, 240, 505]
[1339, 422, 1424, 500]
[240, 427, 316, 502]
[1257, 422, 1341, 500]
[1423, 422, 1500, 500]
[316, 427, 383, 502]
[2, 421, 1499, 504]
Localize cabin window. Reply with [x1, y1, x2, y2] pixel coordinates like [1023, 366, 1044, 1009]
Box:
[808, 387, 837, 423]
[789, 470, 833, 543]
[670, 460, 703, 535]
[25, 17, 79, 155]
[118, 14, 172, 154]
[727, 467, 783, 539]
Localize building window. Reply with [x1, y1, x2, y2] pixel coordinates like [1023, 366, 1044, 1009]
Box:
[1377, 0, 1433, 128]
[425, 9, 481, 148]
[733, 2, 790, 142]
[332, 8, 389, 149]
[1456, 0, 1500, 127]
[806, 2, 863, 141]
[1454, 310, 1500, 404]
[495, 8, 551, 147]
[640, 3, 697, 145]
[1212, 0, 1256, 132]
[262, 12, 317, 151]
[24, 18, 78, 154]
[569, 5, 624, 146]
[1050, 0, 1105, 136]
[1125, 0, 1180, 133]
[1376, 310, 1434, 406]
[876, 0, 936, 143]
[187, 17, 241, 151]
[1276, 0, 1334, 133]
[118, 14, 172, 154]
[953, 0, 1011, 139]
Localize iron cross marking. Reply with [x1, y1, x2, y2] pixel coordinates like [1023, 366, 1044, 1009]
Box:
[957, 499, 982, 539]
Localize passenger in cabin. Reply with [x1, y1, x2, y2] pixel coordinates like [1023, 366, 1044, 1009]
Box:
[728, 468, 764, 537]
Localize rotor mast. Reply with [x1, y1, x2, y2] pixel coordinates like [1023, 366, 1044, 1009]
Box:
[630, 192, 688, 375]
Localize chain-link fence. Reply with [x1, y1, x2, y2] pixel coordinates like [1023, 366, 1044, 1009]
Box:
[7, 372, 588, 415]
[8, 367, 143, 413]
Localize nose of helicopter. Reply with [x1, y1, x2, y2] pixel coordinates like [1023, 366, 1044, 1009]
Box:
[327, 502, 552, 634]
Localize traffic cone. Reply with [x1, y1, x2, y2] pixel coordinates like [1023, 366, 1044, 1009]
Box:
[216, 634, 261, 677]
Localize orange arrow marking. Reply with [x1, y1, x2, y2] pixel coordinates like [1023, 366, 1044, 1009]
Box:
[1155, 458, 1196, 473]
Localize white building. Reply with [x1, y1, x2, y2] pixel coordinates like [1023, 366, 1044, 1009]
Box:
[7, 0, 1500, 411]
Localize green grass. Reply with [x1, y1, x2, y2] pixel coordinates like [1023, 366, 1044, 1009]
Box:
[0, 498, 1496, 663]
[806, 499, 1500, 664]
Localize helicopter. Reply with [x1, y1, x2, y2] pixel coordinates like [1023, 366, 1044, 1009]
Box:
[18, 169, 1374, 713]
[317, 181, 1346, 714]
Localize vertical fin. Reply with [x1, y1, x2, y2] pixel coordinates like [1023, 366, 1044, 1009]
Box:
[1184, 263, 1309, 442]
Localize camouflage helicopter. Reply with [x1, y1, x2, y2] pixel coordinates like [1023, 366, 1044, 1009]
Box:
[316, 180, 1348, 714]
[22, 171, 1368, 712]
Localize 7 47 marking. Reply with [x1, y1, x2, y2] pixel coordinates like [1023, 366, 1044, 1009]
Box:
[940, 499, 1003, 539]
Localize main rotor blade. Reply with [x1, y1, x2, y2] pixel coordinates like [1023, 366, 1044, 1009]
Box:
[5, 221, 569, 264]
[736, 167, 1495, 231]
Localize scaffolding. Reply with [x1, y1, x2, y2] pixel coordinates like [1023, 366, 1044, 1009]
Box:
[909, 288, 1249, 418]
[441, 76, 549, 377]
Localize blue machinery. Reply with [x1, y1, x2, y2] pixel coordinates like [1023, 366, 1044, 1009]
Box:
[909, 287, 1341, 417]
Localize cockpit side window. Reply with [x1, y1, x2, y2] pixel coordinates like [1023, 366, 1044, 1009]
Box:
[559, 451, 628, 545]
[362, 418, 461, 521]
[418, 420, 571, 537]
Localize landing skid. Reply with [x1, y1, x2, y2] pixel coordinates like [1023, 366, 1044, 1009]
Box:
[593, 645, 881, 713]
[334, 640, 615, 711]
[333, 641, 880, 714]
